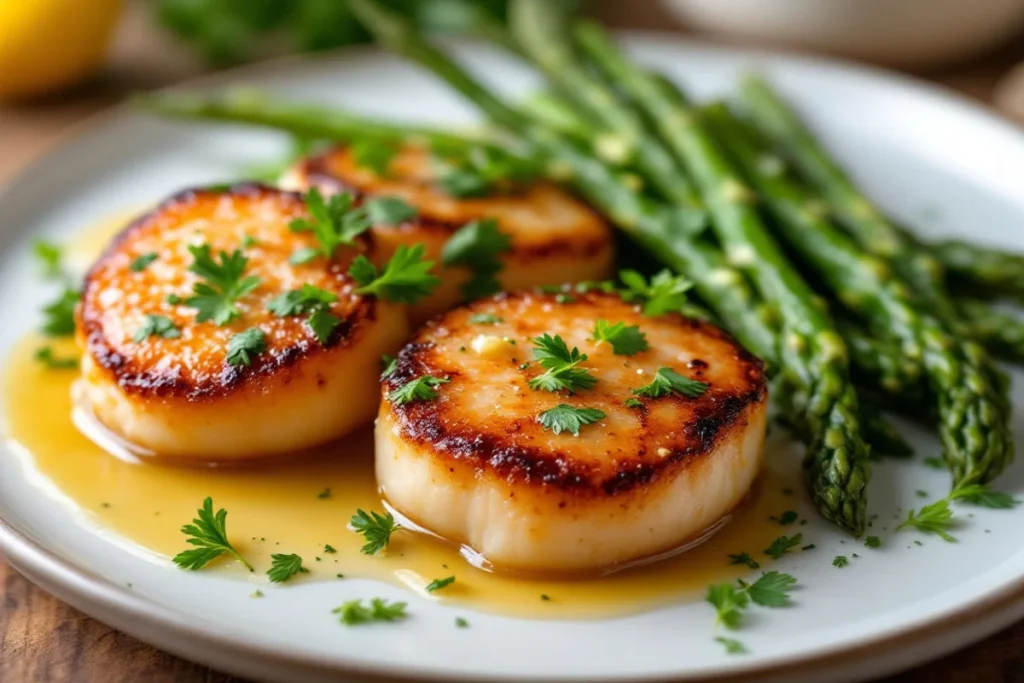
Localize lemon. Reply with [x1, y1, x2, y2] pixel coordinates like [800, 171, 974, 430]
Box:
[0, 0, 125, 101]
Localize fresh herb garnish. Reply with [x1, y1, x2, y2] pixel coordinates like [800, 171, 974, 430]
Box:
[772, 510, 798, 526]
[387, 375, 450, 404]
[764, 533, 802, 560]
[923, 456, 944, 469]
[618, 269, 694, 316]
[34, 346, 78, 369]
[632, 367, 708, 399]
[172, 497, 252, 571]
[226, 328, 267, 366]
[738, 571, 796, 607]
[350, 509, 402, 555]
[455, 617, 469, 628]
[947, 484, 1019, 509]
[366, 196, 418, 226]
[132, 314, 181, 343]
[333, 598, 408, 625]
[324, 544, 337, 554]
[528, 333, 597, 393]
[537, 404, 606, 436]
[624, 397, 642, 408]
[380, 354, 398, 378]
[267, 553, 309, 583]
[706, 583, 747, 629]
[289, 189, 370, 264]
[865, 536, 881, 549]
[897, 499, 956, 542]
[715, 636, 748, 655]
[441, 218, 513, 301]
[707, 572, 798, 630]
[425, 576, 455, 593]
[267, 284, 340, 345]
[728, 552, 759, 569]
[41, 288, 80, 336]
[33, 239, 63, 278]
[433, 145, 539, 198]
[468, 313, 503, 325]
[833, 556, 849, 568]
[185, 245, 261, 325]
[129, 252, 159, 272]
[351, 139, 398, 176]
[349, 244, 441, 304]
[590, 320, 648, 356]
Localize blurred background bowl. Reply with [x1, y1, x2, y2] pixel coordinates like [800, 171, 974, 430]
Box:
[660, 0, 1024, 68]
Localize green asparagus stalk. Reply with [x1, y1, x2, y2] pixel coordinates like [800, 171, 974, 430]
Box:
[702, 103, 1013, 491]
[957, 297, 1024, 364]
[572, 19, 870, 532]
[933, 240, 1024, 301]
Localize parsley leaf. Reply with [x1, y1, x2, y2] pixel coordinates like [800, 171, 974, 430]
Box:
[41, 287, 80, 336]
[764, 533, 802, 559]
[947, 485, 1019, 509]
[307, 308, 341, 345]
[425, 576, 455, 593]
[387, 375, 450, 404]
[267, 553, 309, 583]
[380, 354, 398, 378]
[738, 571, 796, 607]
[528, 333, 597, 393]
[226, 328, 267, 366]
[865, 536, 881, 548]
[350, 244, 441, 304]
[727, 552, 759, 569]
[185, 245, 261, 325]
[33, 239, 64, 278]
[715, 636, 748, 655]
[897, 499, 956, 542]
[632, 367, 708, 399]
[172, 497, 252, 571]
[351, 139, 398, 176]
[468, 313, 503, 325]
[537, 404, 606, 436]
[441, 218, 513, 301]
[289, 189, 370, 264]
[591, 320, 648, 356]
[706, 583, 748, 630]
[267, 284, 340, 345]
[833, 555, 849, 568]
[333, 598, 408, 625]
[350, 509, 402, 555]
[455, 617, 469, 628]
[366, 196, 418, 226]
[34, 345, 79, 370]
[432, 145, 540, 198]
[129, 252, 159, 272]
[619, 269, 694, 316]
[132, 314, 181, 343]
[624, 397, 643, 408]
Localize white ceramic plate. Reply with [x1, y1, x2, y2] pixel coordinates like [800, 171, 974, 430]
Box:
[3, 34, 1024, 683]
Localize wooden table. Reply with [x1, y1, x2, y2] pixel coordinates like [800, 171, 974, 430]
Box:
[4, 3, 1024, 681]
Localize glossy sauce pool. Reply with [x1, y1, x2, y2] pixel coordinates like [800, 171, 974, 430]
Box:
[3, 214, 794, 619]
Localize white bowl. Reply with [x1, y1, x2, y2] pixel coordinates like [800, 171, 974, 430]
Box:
[660, 0, 1024, 67]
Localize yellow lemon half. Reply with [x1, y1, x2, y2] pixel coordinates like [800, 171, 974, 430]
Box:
[0, 0, 125, 101]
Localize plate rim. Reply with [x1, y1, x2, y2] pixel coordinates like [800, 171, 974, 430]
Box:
[3, 32, 1024, 683]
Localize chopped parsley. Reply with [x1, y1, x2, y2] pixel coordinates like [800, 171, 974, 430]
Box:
[185, 245, 261, 325]
[897, 499, 956, 542]
[738, 571, 797, 607]
[624, 397, 642, 408]
[772, 510, 798, 526]
[226, 328, 267, 366]
[433, 145, 539, 198]
[334, 598, 408, 625]
[387, 375, 450, 404]
[441, 218, 513, 301]
[366, 196, 418, 226]
[172, 497, 253, 571]
[865, 536, 881, 549]
[715, 636, 748, 655]
[267, 284, 340, 345]
[468, 313, 503, 325]
[41, 287, 80, 336]
[351, 139, 398, 176]
[425, 576, 455, 593]
[727, 552, 759, 569]
[618, 269, 694, 316]
[537, 405, 606, 436]
[528, 333, 597, 393]
[632, 367, 708, 399]
[349, 244, 441, 304]
[289, 188, 370, 264]
[129, 252, 159, 272]
[317, 488, 332, 499]
[350, 509, 402, 555]
[34, 346, 78, 370]
[267, 553, 309, 583]
[706, 583, 747, 629]
[764, 533, 802, 560]
[132, 314, 180, 343]
[380, 354, 398, 378]
[947, 484, 1019, 509]
[707, 571, 798, 630]
[590, 319, 648, 356]
[833, 556, 849, 568]
[33, 239, 63, 278]
[455, 617, 469, 628]
[324, 544, 337, 554]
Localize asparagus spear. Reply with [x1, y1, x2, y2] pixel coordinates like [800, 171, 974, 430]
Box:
[957, 297, 1024, 364]
[933, 240, 1024, 301]
[702, 103, 1013, 490]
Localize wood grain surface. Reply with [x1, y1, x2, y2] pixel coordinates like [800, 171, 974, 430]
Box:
[4, 2, 1024, 682]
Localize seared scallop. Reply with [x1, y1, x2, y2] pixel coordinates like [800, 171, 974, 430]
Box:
[75, 184, 408, 461]
[375, 290, 768, 574]
[281, 143, 616, 323]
